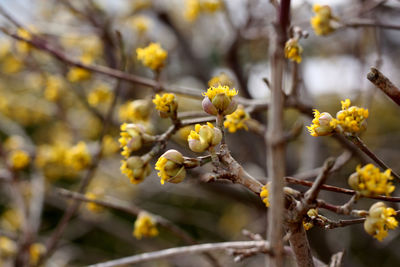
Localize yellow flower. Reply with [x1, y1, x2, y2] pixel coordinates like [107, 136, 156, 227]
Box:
[67, 55, 92, 82]
[88, 83, 112, 107]
[102, 135, 120, 156]
[208, 72, 233, 88]
[136, 42, 167, 71]
[3, 135, 25, 152]
[348, 164, 394, 196]
[119, 123, 146, 158]
[16, 27, 35, 54]
[8, 149, 30, 170]
[29, 243, 46, 266]
[187, 123, 222, 153]
[302, 209, 318, 231]
[306, 109, 335, 137]
[152, 93, 178, 118]
[85, 191, 104, 213]
[1, 209, 22, 232]
[129, 15, 150, 34]
[133, 212, 158, 239]
[119, 99, 152, 122]
[201, 0, 223, 13]
[1, 54, 23, 74]
[364, 202, 398, 241]
[131, 0, 152, 12]
[202, 85, 238, 115]
[310, 4, 338, 36]
[284, 38, 303, 63]
[44, 75, 64, 102]
[120, 156, 151, 184]
[155, 150, 186, 185]
[0, 236, 17, 258]
[224, 105, 250, 133]
[260, 185, 270, 207]
[65, 142, 91, 171]
[184, 0, 223, 22]
[330, 99, 369, 135]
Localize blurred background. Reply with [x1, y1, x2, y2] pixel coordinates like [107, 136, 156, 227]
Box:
[0, 0, 400, 266]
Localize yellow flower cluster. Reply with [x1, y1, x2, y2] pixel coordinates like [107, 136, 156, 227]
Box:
[29, 243, 46, 266]
[88, 84, 112, 107]
[136, 42, 167, 71]
[329, 99, 369, 135]
[119, 99, 152, 123]
[208, 72, 233, 88]
[65, 142, 91, 171]
[310, 4, 337, 36]
[120, 156, 151, 184]
[85, 191, 105, 213]
[284, 38, 303, 63]
[303, 209, 318, 231]
[152, 93, 178, 118]
[364, 202, 398, 241]
[184, 0, 223, 22]
[203, 85, 238, 100]
[0, 236, 17, 258]
[187, 123, 222, 153]
[307, 99, 368, 136]
[67, 55, 93, 82]
[8, 149, 30, 170]
[224, 105, 250, 133]
[155, 150, 186, 185]
[307, 109, 334, 137]
[119, 123, 144, 158]
[1, 209, 22, 232]
[133, 212, 159, 239]
[16, 27, 35, 54]
[260, 185, 270, 207]
[44, 75, 64, 102]
[101, 135, 120, 157]
[348, 164, 394, 196]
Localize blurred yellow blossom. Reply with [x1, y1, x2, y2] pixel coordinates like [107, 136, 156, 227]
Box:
[224, 105, 250, 133]
[88, 83, 112, 107]
[208, 72, 233, 88]
[1, 209, 22, 232]
[136, 42, 167, 71]
[184, 0, 223, 22]
[129, 15, 150, 35]
[29, 243, 46, 266]
[16, 27, 35, 54]
[8, 149, 30, 170]
[348, 164, 394, 196]
[364, 202, 398, 241]
[310, 4, 338, 36]
[85, 191, 105, 213]
[0, 236, 17, 258]
[284, 38, 303, 63]
[67, 55, 93, 82]
[119, 99, 152, 122]
[102, 135, 120, 156]
[65, 142, 91, 171]
[44, 75, 64, 102]
[133, 212, 158, 239]
[119, 123, 145, 158]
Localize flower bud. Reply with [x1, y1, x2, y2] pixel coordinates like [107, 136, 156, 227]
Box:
[155, 150, 186, 184]
[187, 123, 222, 153]
[348, 172, 360, 191]
[202, 85, 238, 115]
[318, 112, 333, 126]
[121, 156, 151, 184]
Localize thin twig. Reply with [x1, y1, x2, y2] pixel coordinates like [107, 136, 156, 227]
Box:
[345, 21, 400, 31]
[304, 158, 335, 204]
[347, 136, 400, 180]
[367, 67, 400, 106]
[285, 176, 400, 202]
[87, 241, 283, 267]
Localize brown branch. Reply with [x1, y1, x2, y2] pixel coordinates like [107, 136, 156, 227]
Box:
[345, 21, 400, 31]
[347, 136, 400, 180]
[87, 241, 285, 267]
[367, 67, 400, 106]
[304, 158, 335, 205]
[285, 176, 400, 202]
